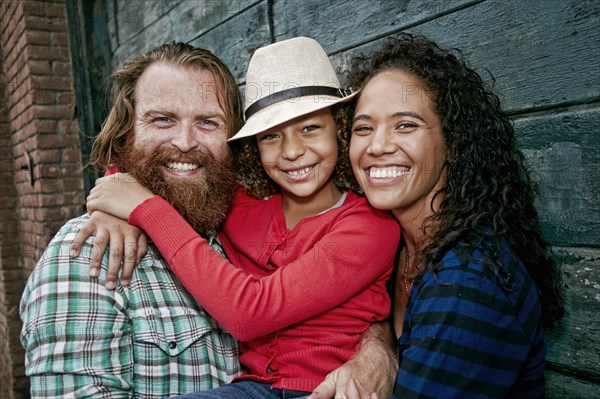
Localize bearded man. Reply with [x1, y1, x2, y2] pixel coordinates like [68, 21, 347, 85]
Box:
[20, 42, 395, 398]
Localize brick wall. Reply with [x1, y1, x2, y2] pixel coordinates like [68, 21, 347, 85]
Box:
[0, 1, 84, 397]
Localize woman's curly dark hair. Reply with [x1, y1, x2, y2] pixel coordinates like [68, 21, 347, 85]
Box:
[346, 33, 564, 328]
[233, 103, 359, 198]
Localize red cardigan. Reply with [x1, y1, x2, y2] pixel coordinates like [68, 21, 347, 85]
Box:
[129, 188, 400, 392]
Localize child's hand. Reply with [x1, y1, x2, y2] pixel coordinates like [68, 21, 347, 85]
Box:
[86, 172, 154, 220]
[70, 211, 148, 290]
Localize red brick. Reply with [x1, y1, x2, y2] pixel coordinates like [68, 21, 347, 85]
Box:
[25, 30, 50, 45]
[64, 163, 84, 180]
[57, 119, 78, 134]
[56, 91, 74, 105]
[37, 163, 63, 180]
[12, 143, 28, 159]
[36, 133, 79, 150]
[37, 177, 61, 193]
[36, 206, 63, 221]
[34, 104, 72, 120]
[34, 89, 58, 105]
[12, 123, 35, 145]
[39, 193, 64, 207]
[0, 194, 17, 210]
[63, 191, 85, 207]
[52, 61, 72, 76]
[19, 193, 39, 208]
[0, 256, 20, 270]
[24, 14, 67, 33]
[22, 220, 44, 236]
[31, 75, 72, 91]
[2, 19, 25, 57]
[7, 78, 28, 102]
[26, 45, 69, 60]
[34, 119, 57, 134]
[22, 1, 47, 17]
[63, 177, 84, 192]
[0, 269, 25, 282]
[0, 219, 19, 236]
[50, 31, 69, 47]
[0, 1, 19, 21]
[13, 172, 28, 188]
[63, 148, 82, 163]
[32, 149, 61, 164]
[5, 50, 29, 82]
[46, 3, 66, 19]
[28, 59, 52, 75]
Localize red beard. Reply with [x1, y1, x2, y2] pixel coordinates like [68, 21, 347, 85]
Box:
[118, 145, 236, 234]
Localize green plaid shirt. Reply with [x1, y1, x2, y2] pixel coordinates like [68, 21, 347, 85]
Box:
[20, 215, 240, 398]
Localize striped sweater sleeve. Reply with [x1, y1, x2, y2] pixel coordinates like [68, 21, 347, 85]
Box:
[394, 243, 545, 399]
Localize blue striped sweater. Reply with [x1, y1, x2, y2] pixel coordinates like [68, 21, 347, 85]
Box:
[394, 236, 545, 398]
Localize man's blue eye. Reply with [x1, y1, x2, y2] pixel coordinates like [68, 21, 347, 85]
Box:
[153, 117, 172, 125]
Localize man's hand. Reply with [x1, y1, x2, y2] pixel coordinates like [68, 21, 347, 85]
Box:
[309, 322, 397, 399]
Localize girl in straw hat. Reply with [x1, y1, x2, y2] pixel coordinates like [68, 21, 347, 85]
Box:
[82, 37, 400, 398]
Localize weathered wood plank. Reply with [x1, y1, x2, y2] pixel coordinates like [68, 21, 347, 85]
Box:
[546, 369, 600, 399]
[105, 0, 118, 52]
[111, 0, 261, 69]
[410, 0, 600, 112]
[115, 0, 182, 46]
[188, 2, 270, 83]
[515, 107, 600, 246]
[272, 0, 480, 53]
[331, 0, 600, 112]
[545, 246, 600, 379]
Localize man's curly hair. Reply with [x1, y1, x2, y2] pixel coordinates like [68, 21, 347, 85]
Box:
[346, 33, 564, 328]
[234, 104, 359, 198]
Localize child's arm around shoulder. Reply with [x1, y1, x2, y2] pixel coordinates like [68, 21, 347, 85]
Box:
[129, 190, 401, 341]
[70, 211, 148, 289]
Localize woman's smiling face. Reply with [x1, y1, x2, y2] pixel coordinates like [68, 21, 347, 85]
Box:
[349, 69, 447, 216]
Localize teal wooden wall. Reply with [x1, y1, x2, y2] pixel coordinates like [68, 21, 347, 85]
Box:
[102, 1, 600, 396]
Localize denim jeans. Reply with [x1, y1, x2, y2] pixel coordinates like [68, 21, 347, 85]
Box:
[170, 380, 310, 399]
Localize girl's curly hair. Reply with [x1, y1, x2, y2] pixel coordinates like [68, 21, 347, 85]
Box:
[233, 103, 359, 198]
[346, 33, 564, 328]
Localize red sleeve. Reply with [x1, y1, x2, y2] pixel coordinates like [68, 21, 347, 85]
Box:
[129, 194, 399, 341]
[104, 165, 119, 176]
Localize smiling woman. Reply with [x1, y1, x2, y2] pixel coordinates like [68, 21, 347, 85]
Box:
[346, 33, 565, 399]
[350, 69, 447, 215]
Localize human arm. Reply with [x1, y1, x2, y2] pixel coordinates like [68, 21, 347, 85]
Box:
[309, 322, 398, 399]
[86, 172, 155, 220]
[127, 194, 400, 341]
[70, 211, 148, 288]
[20, 218, 134, 398]
[394, 249, 544, 398]
[80, 172, 157, 288]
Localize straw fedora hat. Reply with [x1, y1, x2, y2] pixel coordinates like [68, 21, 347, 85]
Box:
[229, 37, 357, 141]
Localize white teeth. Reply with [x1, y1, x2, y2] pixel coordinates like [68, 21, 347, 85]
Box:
[166, 162, 199, 171]
[368, 167, 409, 179]
[286, 166, 313, 178]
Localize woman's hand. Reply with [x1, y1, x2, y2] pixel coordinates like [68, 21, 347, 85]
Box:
[86, 172, 154, 221]
[70, 211, 148, 289]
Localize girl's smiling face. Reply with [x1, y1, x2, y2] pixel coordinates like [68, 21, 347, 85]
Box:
[256, 107, 340, 206]
[349, 69, 447, 218]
